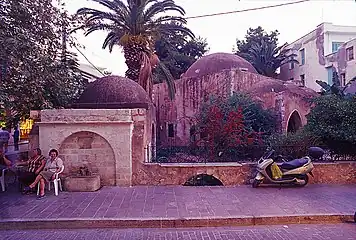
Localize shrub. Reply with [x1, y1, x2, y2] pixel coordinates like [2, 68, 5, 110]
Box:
[267, 130, 322, 160]
[192, 92, 277, 159]
[305, 94, 356, 157]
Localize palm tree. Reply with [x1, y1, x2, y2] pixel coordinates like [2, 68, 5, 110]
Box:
[244, 40, 298, 78]
[77, 0, 194, 99]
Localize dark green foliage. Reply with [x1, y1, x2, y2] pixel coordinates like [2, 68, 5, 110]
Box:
[234, 26, 297, 78]
[267, 130, 322, 159]
[0, 0, 87, 126]
[305, 94, 356, 155]
[316, 71, 356, 98]
[76, 0, 194, 99]
[309, 72, 356, 156]
[199, 92, 277, 136]
[235, 26, 279, 55]
[154, 25, 209, 80]
[77, 0, 193, 52]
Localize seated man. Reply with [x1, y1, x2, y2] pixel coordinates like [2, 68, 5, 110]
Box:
[16, 148, 46, 193]
[0, 149, 12, 173]
[28, 149, 63, 199]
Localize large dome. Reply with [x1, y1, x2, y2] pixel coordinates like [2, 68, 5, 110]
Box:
[182, 52, 258, 78]
[72, 75, 151, 109]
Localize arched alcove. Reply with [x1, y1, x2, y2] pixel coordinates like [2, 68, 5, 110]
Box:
[59, 131, 116, 186]
[287, 110, 302, 133]
[183, 174, 224, 186]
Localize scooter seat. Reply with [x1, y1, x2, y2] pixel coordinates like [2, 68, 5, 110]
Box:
[280, 158, 309, 170]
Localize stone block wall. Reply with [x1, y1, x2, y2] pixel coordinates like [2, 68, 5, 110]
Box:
[59, 131, 115, 186]
[133, 162, 356, 186]
[38, 109, 135, 186]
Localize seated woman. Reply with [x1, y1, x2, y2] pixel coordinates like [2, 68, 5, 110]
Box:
[0, 149, 12, 173]
[28, 149, 63, 199]
[16, 148, 46, 193]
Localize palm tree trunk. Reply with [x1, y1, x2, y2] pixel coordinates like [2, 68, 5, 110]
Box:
[123, 44, 145, 82]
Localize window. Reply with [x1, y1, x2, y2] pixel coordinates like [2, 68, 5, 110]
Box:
[300, 74, 305, 86]
[332, 42, 343, 52]
[300, 49, 305, 65]
[289, 56, 295, 70]
[168, 123, 174, 138]
[326, 67, 333, 85]
[340, 73, 346, 86]
[289, 78, 294, 81]
[346, 47, 354, 61]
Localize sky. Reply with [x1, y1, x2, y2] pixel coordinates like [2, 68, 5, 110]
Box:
[63, 0, 356, 76]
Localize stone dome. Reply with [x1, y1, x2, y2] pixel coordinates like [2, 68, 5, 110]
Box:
[182, 52, 257, 78]
[246, 78, 317, 98]
[72, 75, 151, 109]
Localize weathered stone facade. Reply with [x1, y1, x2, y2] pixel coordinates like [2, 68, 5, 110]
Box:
[59, 131, 115, 186]
[153, 66, 317, 147]
[133, 161, 356, 186]
[38, 109, 135, 186]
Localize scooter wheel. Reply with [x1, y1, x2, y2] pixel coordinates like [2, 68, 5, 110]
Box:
[252, 179, 262, 188]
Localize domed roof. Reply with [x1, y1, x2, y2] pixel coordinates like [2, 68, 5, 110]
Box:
[182, 52, 257, 78]
[246, 79, 288, 94]
[247, 78, 317, 97]
[72, 75, 151, 109]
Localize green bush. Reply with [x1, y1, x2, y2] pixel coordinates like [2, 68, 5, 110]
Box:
[191, 92, 277, 160]
[305, 94, 356, 156]
[267, 130, 322, 159]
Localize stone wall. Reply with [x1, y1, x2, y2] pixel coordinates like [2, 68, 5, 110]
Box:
[38, 109, 135, 186]
[153, 69, 316, 146]
[59, 131, 115, 186]
[133, 162, 356, 186]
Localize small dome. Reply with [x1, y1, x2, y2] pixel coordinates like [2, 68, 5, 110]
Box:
[247, 79, 288, 94]
[182, 52, 257, 78]
[72, 75, 151, 109]
[247, 79, 317, 97]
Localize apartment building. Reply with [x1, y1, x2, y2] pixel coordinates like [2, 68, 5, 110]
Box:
[280, 22, 356, 91]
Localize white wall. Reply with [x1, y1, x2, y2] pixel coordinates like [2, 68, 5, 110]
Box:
[281, 23, 356, 91]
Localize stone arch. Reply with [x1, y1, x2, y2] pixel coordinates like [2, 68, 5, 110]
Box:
[286, 110, 302, 133]
[183, 174, 224, 186]
[59, 131, 116, 186]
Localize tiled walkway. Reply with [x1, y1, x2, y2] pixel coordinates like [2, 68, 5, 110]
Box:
[0, 185, 355, 220]
[1, 224, 355, 240]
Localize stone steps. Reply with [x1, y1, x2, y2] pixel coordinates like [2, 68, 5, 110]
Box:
[0, 214, 353, 230]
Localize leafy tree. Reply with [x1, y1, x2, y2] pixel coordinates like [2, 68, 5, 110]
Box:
[0, 0, 87, 126]
[154, 24, 209, 81]
[304, 94, 356, 156]
[235, 26, 279, 56]
[77, 0, 194, 99]
[316, 71, 356, 98]
[193, 93, 277, 158]
[234, 26, 297, 78]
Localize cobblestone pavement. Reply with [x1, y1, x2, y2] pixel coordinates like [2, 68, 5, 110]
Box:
[0, 224, 355, 240]
[1, 185, 355, 220]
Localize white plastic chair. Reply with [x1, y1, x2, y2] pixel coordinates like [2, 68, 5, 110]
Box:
[37, 165, 64, 196]
[0, 168, 6, 192]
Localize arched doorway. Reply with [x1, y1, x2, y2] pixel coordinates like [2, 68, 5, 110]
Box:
[287, 110, 302, 133]
[59, 131, 115, 186]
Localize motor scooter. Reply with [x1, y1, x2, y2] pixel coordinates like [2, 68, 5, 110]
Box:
[252, 147, 324, 188]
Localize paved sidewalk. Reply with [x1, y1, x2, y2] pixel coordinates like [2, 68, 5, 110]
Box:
[1, 224, 355, 240]
[1, 184, 355, 221]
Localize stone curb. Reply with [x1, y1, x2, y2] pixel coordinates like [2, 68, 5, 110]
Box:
[0, 214, 353, 230]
